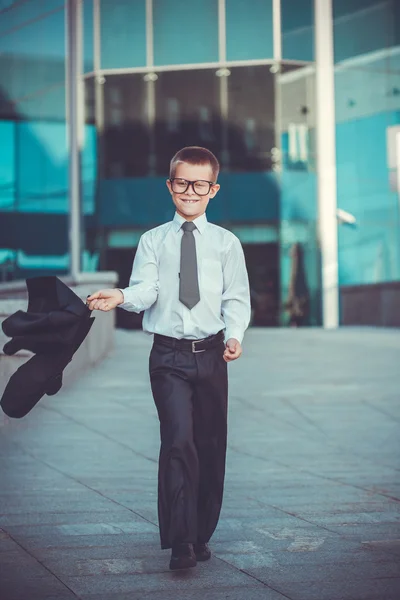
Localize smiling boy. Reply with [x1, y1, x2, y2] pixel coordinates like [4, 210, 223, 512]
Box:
[87, 146, 251, 570]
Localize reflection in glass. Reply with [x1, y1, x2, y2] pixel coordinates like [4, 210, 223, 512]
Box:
[153, 0, 218, 65]
[0, 7, 66, 120]
[0, 4, 69, 280]
[226, 0, 273, 61]
[0, 121, 15, 211]
[333, 0, 397, 63]
[281, 0, 314, 62]
[83, 0, 94, 73]
[244, 243, 279, 327]
[155, 69, 221, 175]
[227, 66, 275, 172]
[277, 64, 320, 325]
[100, 0, 146, 69]
[284, 242, 311, 327]
[335, 57, 400, 284]
[102, 74, 149, 177]
[279, 64, 315, 173]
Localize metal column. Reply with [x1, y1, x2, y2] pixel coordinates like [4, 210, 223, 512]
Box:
[66, 0, 83, 279]
[315, 0, 339, 328]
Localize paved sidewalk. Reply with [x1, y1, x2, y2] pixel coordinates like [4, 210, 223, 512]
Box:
[1, 327, 400, 600]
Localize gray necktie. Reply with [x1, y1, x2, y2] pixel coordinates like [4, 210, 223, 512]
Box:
[179, 221, 200, 309]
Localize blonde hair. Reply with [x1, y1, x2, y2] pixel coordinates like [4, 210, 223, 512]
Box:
[170, 146, 220, 181]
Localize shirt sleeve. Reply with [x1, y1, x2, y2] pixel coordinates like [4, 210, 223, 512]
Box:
[118, 233, 159, 313]
[221, 236, 251, 344]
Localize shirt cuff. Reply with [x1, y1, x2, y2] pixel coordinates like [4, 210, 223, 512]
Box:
[117, 287, 137, 311]
[224, 328, 244, 345]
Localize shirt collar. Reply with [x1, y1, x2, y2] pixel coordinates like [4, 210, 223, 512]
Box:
[173, 212, 208, 234]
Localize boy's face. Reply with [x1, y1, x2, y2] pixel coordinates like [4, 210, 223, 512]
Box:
[166, 162, 220, 221]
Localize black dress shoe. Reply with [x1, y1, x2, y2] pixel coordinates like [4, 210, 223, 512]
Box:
[194, 542, 211, 561]
[169, 543, 197, 570]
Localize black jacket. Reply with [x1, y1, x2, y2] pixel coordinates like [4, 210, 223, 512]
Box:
[1, 276, 94, 418]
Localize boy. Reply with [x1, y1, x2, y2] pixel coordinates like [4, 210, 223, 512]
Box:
[87, 146, 251, 570]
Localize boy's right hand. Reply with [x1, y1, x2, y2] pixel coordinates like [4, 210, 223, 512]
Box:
[86, 289, 124, 312]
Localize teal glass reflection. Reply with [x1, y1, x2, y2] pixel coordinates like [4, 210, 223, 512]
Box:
[281, 0, 314, 62]
[278, 64, 320, 325]
[0, 6, 65, 120]
[0, 121, 70, 278]
[100, 0, 146, 69]
[336, 98, 400, 284]
[0, 4, 65, 58]
[82, 125, 97, 216]
[0, 2, 69, 280]
[0, 0, 65, 36]
[333, 0, 398, 63]
[0, 121, 15, 211]
[279, 168, 319, 327]
[226, 0, 273, 60]
[83, 0, 94, 73]
[153, 0, 218, 65]
[335, 23, 400, 286]
[17, 121, 68, 213]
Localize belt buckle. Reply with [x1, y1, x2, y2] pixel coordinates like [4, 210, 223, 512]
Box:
[192, 340, 206, 353]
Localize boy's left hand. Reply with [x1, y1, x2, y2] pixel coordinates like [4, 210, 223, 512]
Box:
[223, 338, 242, 362]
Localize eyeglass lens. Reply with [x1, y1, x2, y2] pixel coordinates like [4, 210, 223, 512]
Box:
[171, 179, 211, 195]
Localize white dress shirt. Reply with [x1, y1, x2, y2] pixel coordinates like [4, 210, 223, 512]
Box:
[119, 212, 251, 343]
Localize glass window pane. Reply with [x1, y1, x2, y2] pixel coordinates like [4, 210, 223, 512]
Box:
[82, 124, 97, 216]
[102, 74, 149, 177]
[279, 64, 315, 179]
[153, 0, 219, 66]
[277, 64, 320, 325]
[100, 0, 146, 69]
[227, 66, 275, 172]
[0, 7, 65, 120]
[0, 121, 15, 211]
[0, 2, 69, 280]
[17, 121, 68, 213]
[83, 0, 94, 73]
[333, 0, 396, 63]
[0, 0, 64, 36]
[154, 69, 221, 175]
[84, 77, 95, 125]
[226, 0, 273, 61]
[281, 0, 314, 62]
[335, 63, 400, 284]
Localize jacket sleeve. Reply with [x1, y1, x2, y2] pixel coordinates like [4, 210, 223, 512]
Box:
[119, 233, 159, 313]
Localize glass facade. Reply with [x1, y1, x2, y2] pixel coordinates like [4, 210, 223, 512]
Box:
[1, 0, 399, 326]
[281, 0, 314, 62]
[100, 0, 146, 69]
[153, 0, 219, 65]
[278, 63, 319, 325]
[82, 0, 318, 327]
[0, 1, 69, 280]
[226, 0, 273, 61]
[333, 0, 400, 286]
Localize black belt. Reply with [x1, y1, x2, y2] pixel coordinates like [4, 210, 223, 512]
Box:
[153, 330, 225, 353]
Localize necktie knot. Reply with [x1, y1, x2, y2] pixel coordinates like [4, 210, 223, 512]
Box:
[182, 221, 196, 233]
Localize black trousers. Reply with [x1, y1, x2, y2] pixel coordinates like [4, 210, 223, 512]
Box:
[149, 334, 228, 550]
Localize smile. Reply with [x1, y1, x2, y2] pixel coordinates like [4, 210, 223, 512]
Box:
[181, 199, 199, 203]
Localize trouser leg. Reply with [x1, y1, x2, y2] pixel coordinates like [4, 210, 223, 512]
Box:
[149, 343, 198, 550]
[193, 341, 228, 543]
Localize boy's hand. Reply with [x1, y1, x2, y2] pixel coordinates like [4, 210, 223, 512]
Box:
[223, 338, 242, 362]
[86, 289, 124, 312]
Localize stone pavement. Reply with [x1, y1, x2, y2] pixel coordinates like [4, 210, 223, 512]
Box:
[0, 327, 400, 600]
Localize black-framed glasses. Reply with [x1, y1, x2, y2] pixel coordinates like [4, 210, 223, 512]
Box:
[169, 178, 215, 196]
